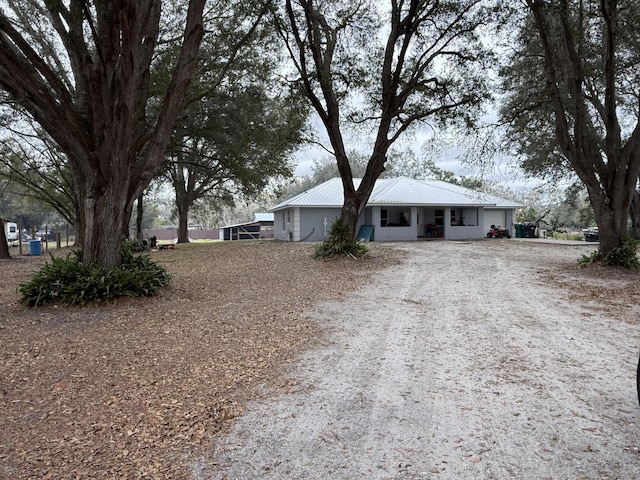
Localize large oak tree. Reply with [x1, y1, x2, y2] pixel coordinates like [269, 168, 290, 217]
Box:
[278, 0, 496, 240]
[162, 1, 308, 243]
[0, 0, 206, 266]
[502, 0, 640, 257]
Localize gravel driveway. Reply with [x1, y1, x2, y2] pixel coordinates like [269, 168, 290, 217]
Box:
[196, 240, 640, 480]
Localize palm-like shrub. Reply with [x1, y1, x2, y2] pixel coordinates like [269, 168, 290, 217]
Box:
[19, 245, 171, 306]
[314, 217, 368, 259]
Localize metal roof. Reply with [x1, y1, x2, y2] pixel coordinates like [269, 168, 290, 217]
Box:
[253, 212, 274, 222]
[269, 177, 521, 211]
[220, 212, 274, 229]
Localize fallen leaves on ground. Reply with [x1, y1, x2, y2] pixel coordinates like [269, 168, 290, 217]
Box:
[0, 241, 396, 479]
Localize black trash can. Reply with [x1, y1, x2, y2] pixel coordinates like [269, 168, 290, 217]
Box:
[523, 223, 536, 238]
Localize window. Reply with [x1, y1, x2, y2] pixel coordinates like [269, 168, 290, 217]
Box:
[435, 209, 444, 226]
[381, 208, 412, 226]
[451, 209, 457, 226]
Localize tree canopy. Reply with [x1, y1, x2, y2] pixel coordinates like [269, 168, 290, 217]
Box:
[277, 0, 498, 241]
[0, 129, 77, 229]
[162, 2, 309, 242]
[501, 0, 640, 257]
[0, 0, 206, 267]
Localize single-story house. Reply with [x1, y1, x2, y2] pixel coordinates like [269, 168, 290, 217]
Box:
[269, 176, 522, 242]
[219, 213, 275, 241]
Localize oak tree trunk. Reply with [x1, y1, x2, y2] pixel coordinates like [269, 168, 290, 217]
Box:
[173, 173, 194, 244]
[340, 193, 361, 240]
[527, 0, 640, 260]
[0, 221, 10, 259]
[587, 186, 631, 256]
[630, 192, 640, 239]
[177, 203, 191, 244]
[339, 152, 387, 241]
[75, 159, 140, 267]
[136, 193, 144, 241]
[0, 1, 206, 267]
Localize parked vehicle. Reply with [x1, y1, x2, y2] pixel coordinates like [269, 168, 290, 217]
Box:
[4, 221, 18, 242]
[486, 224, 511, 239]
[582, 227, 599, 242]
[36, 230, 57, 241]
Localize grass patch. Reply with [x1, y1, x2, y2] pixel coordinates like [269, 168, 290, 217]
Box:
[551, 231, 584, 241]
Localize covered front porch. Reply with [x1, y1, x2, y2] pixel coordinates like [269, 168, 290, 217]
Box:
[361, 206, 485, 241]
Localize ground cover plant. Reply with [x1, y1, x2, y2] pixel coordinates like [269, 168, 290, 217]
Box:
[18, 244, 171, 306]
[578, 232, 640, 269]
[314, 217, 369, 259]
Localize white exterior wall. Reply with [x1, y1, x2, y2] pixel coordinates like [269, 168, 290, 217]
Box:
[446, 207, 485, 240]
[505, 209, 515, 233]
[274, 205, 515, 242]
[274, 207, 344, 242]
[371, 206, 419, 241]
[299, 208, 343, 241]
[4, 221, 18, 241]
[445, 225, 485, 240]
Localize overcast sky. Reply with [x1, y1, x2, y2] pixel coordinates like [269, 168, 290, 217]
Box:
[291, 111, 531, 191]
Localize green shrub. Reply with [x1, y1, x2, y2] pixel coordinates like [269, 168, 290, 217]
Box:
[314, 217, 369, 259]
[578, 232, 640, 269]
[601, 233, 640, 269]
[18, 245, 171, 306]
[578, 250, 601, 268]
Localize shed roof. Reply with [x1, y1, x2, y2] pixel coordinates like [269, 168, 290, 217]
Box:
[253, 212, 274, 222]
[220, 212, 274, 230]
[270, 177, 521, 211]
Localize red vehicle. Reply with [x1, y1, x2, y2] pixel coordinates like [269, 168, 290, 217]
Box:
[487, 224, 511, 238]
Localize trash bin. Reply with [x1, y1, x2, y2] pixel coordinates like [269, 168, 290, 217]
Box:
[514, 223, 524, 238]
[523, 223, 536, 238]
[29, 239, 42, 256]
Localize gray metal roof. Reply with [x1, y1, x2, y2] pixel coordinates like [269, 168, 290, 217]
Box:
[220, 212, 274, 229]
[269, 177, 522, 211]
[253, 212, 274, 222]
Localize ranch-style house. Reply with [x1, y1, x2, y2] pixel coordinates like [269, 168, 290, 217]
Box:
[269, 176, 521, 242]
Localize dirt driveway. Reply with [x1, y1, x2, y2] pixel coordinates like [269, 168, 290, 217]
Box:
[199, 240, 640, 480]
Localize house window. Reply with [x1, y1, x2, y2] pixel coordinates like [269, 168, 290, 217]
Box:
[381, 208, 411, 226]
[286, 209, 291, 224]
[451, 209, 457, 226]
[435, 209, 444, 226]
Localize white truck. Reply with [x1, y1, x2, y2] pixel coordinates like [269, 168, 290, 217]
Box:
[4, 221, 18, 244]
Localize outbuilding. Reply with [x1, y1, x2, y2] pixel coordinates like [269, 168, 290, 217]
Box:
[269, 177, 521, 242]
[219, 213, 274, 241]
